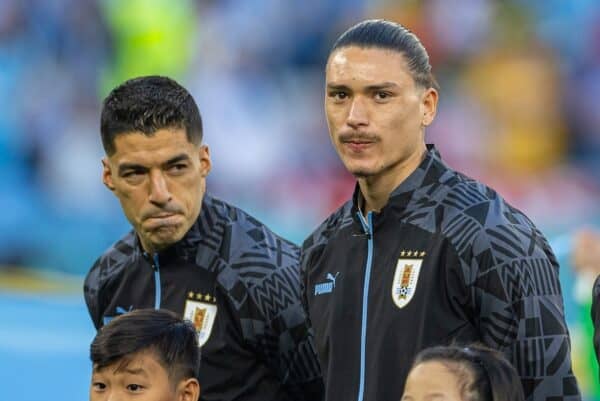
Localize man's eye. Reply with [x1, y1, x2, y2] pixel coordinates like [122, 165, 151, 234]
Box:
[123, 170, 144, 178]
[329, 91, 348, 100]
[92, 382, 106, 391]
[169, 164, 188, 173]
[374, 91, 391, 100]
[127, 384, 144, 392]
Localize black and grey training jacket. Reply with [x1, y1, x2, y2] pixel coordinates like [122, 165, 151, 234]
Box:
[85, 194, 323, 401]
[301, 145, 579, 401]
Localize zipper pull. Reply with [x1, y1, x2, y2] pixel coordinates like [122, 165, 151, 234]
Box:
[352, 231, 371, 239]
[355, 211, 373, 240]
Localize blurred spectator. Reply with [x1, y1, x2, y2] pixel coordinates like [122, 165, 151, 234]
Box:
[563, 228, 600, 398]
[572, 229, 600, 277]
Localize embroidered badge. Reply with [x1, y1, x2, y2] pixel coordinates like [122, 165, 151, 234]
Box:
[391, 254, 424, 308]
[183, 299, 217, 346]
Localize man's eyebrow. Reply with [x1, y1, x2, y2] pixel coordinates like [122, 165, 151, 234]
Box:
[163, 154, 191, 166]
[364, 82, 399, 91]
[118, 162, 147, 175]
[326, 83, 352, 91]
[326, 82, 400, 91]
[117, 154, 191, 175]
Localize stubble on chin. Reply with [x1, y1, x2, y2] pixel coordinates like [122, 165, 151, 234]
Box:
[143, 226, 182, 252]
[344, 160, 380, 178]
[351, 169, 376, 179]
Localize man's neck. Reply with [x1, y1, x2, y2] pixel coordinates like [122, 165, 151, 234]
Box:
[139, 236, 159, 256]
[358, 146, 427, 217]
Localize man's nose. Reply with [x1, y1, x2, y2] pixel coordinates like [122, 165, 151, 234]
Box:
[346, 97, 369, 129]
[148, 170, 172, 205]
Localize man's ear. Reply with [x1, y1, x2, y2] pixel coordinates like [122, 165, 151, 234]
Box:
[102, 158, 116, 191]
[421, 87, 438, 127]
[176, 378, 200, 401]
[199, 145, 211, 178]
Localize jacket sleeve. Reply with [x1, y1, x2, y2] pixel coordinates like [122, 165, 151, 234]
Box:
[245, 255, 324, 401]
[83, 257, 104, 330]
[468, 223, 580, 401]
[299, 240, 316, 322]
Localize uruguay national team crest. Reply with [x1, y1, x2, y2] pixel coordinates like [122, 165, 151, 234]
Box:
[183, 299, 217, 346]
[392, 255, 424, 308]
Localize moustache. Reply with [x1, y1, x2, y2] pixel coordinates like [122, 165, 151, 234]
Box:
[338, 132, 379, 143]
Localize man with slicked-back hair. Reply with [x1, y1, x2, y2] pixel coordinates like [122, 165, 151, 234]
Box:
[301, 19, 579, 401]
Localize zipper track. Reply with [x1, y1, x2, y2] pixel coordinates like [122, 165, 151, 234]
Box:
[356, 211, 374, 401]
[153, 254, 161, 310]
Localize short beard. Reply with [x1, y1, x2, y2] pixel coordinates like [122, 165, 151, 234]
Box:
[347, 162, 384, 179]
[348, 159, 398, 180]
[351, 169, 377, 178]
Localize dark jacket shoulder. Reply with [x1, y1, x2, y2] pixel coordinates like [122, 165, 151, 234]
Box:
[83, 231, 138, 328]
[203, 196, 304, 323]
[301, 200, 353, 256]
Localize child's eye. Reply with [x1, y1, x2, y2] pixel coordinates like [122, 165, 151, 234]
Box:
[127, 383, 144, 392]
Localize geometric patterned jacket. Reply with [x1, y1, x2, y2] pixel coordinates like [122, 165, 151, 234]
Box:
[84, 194, 324, 401]
[301, 145, 579, 401]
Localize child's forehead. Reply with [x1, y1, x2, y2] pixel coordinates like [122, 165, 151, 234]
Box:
[93, 349, 163, 374]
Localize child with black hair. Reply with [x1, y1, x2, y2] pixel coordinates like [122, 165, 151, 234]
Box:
[402, 344, 525, 401]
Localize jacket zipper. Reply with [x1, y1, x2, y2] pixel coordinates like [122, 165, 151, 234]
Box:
[356, 211, 374, 401]
[152, 253, 162, 309]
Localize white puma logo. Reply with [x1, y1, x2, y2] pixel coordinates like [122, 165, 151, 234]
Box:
[315, 272, 340, 295]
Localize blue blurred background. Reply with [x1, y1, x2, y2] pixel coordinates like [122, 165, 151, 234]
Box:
[1, 0, 600, 400]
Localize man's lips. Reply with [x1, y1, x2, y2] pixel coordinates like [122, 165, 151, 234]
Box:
[147, 213, 176, 219]
[342, 139, 376, 152]
[143, 213, 182, 229]
[339, 132, 377, 146]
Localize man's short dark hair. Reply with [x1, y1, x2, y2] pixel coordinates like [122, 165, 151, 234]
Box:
[331, 19, 439, 90]
[413, 344, 525, 401]
[100, 75, 203, 156]
[90, 309, 200, 383]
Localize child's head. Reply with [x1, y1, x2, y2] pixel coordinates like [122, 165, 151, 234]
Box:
[89, 309, 201, 401]
[402, 344, 524, 401]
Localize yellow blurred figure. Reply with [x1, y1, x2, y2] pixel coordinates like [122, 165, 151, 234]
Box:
[100, 0, 197, 96]
[462, 47, 566, 175]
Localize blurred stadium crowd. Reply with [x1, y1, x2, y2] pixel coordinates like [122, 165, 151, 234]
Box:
[1, 0, 600, 398]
